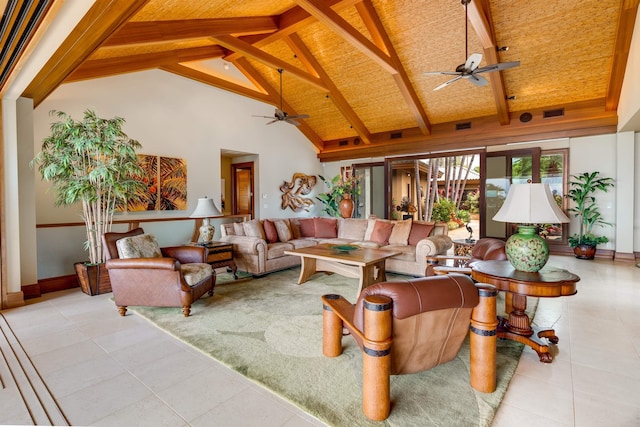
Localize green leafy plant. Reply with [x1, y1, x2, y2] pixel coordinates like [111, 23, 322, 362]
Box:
[316, 174, 359, 217]
[31, 109, 145, 264]
[565, 171, 614, 248]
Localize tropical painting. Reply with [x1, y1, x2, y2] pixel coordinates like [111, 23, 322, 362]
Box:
[125, 155, 187, 211]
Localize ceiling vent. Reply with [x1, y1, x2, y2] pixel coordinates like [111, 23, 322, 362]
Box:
[519, 112, 533, 123]
[543, 108, 564, 118]
[390, 131, 403, 139]
[456, 122, 472, 131]
[338, 140, 349, 146]
[353, 137, 361, 145]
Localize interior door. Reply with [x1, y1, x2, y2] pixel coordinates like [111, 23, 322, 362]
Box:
[231, 162, 254, 219]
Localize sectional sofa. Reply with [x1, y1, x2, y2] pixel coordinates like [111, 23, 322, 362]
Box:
[219, 217, 452, 277]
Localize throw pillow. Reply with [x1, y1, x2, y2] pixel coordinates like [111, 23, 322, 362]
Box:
[243, 219, 266, 240]
[116, 234, 162, 259]
[299, 218, 316, 237]
[274, 219, 293, 242]
[263, 219, 279, 243]
[369, 220, 395, 245]
[337, 218, 368, 240]
[389, 219, 413, 245]
[314, 217, 338, 238]
[233, 222, 246, 236]
[363, 218, 378, 241]
[408, 222, 435, 246]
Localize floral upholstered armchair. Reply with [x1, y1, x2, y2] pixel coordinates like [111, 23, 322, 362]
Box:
[103, 228, 214, 317]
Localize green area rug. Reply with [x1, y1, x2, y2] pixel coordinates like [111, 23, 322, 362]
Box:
[132, 268, 529, 427]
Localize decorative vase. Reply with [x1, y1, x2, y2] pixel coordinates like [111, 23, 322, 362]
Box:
[504, 225, 549, 272]
[338, 193, 354, 218]
[573, 244, 596, 260]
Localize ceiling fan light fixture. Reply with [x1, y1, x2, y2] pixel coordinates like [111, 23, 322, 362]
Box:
[497, 46, 509, 52]
[506, 95, 516, 100]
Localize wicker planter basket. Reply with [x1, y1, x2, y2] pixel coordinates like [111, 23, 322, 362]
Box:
[74, 262, 112, 296]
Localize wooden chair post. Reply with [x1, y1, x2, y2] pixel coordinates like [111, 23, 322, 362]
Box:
[361, 295, 393, 421]
[322, 294, 344, 357]
[470, 283, 498, 393]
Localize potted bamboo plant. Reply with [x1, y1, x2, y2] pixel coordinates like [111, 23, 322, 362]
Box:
[31, 109, 145, 295]
[566, 171, 615, 259]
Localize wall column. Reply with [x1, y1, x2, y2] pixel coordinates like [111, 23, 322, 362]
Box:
[615, 131, 635, 261]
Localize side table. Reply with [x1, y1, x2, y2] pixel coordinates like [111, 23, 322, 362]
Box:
[203, 242, 238, 279]
[453, 239, 476, 256]
[471, 260, 579, 363]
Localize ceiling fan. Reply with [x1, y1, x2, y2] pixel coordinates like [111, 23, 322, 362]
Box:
[423, 0, 520, 91]
[253, 68, 310, 126]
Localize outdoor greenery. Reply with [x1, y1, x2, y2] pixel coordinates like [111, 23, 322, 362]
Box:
[566, 171, 615, 248]
[430, 198, 470, 229]
[316, 174, 359, 217]
[31, 109, 144, 264]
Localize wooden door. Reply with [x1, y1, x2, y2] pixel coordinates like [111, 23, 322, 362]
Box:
[231, 162, 254, 218]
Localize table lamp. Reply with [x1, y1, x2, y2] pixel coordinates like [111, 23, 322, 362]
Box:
[492, 183, 569, 272]
[190, 196, 222, 245]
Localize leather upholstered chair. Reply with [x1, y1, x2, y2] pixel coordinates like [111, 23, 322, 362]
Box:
[103, 228, 214, 317]
[426, 238, 507, 275]
[322, 274, 498, 420]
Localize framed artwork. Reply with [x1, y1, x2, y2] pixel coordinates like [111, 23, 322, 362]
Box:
[124, 155, 187, 211]
[341, 166, 352, 182]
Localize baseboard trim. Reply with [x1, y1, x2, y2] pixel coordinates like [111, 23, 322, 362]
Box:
[22, 275, 79, 299]
[614, 252, 636, 262]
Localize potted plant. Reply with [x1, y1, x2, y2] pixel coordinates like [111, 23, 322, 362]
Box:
[31, 109, 145, 294]
[316, 174, 359, 217]
[566, 171, 615, 259]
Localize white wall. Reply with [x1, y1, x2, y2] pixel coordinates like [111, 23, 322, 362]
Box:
[33, 70, 324, 278]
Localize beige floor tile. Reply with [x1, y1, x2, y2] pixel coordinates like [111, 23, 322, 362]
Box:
[572, 364, 640, 409]
[492, 402, 571, 427]
[574, 390, 640, 427]
[92, 395, 187, 427]
[188, 387, 302, 427]
[57, 371, 153, 426]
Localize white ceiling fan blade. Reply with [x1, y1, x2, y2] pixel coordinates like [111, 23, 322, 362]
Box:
[468, 74, 488, 87]
[464, 53, 483, 72]
[423, 71, 462, 76]
[285, 118, 302, 126]
[475, 61, 521, 74]
[252, 115, 273, 119]
[265, 119, 279, 125]
[433, 75, 463, 91]
[288, 114, 310, 120]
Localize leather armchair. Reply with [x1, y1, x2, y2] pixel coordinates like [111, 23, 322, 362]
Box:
[426, 238, 507, 275]
[322, 274, 498, 420]
[103, 228, 214, 317]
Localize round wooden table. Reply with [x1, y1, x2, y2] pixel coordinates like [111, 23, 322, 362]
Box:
[471, 260, 580, 363]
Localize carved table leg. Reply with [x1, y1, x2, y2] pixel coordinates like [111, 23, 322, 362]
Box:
[498, 292, 556, 363]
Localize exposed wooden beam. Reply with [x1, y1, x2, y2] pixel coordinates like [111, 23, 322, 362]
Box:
[22, 0, 150, 107]
[234, 57, 325, 152]
[284, 33, 372, 144]
[224, 0, 361, 62]
[467, 0, 510, 125]
[606, 0, 640, 111]
[211, 35, 328, 92]
[293, 0, 397, 74]
[66, 45, 225, 82]
[356, 0, 431, 135]
[160, 63, 272, 103]
[318, 99, 617, 161]
[103, 17, 279, 47]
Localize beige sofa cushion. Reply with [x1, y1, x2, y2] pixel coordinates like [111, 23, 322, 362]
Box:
[244, 219, 265, 239]
[233, 222, 246, 236]
[180, 263, 213, 286]
[274, 219, 293, 242]
[338, 218, 368, 240]
[267, 242, 294, 260]
[389, 219, 412, 245]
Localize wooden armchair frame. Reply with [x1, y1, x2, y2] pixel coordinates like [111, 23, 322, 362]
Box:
[321, 277, 499, 420]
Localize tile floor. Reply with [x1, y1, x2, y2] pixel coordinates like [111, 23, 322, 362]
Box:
[1, 255, 640, 426]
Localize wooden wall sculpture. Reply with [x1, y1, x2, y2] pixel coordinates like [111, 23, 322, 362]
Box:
[280, 173, 317, 212]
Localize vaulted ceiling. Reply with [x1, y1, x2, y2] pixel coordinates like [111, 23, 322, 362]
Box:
[12, 0, 640, 161]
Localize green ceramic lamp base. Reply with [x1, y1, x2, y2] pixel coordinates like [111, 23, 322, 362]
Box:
[505, 225, 549, 272]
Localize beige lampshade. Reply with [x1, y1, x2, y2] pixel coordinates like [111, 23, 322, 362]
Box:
[189, 197, 222, 218]
[493, 183, 569, 224]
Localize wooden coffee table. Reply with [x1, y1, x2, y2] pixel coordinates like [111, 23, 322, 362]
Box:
[471, 260, 580, 363]
[284, 244, 400, 296]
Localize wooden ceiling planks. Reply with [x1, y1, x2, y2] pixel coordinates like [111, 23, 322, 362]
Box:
[13, 0, 633, 161]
